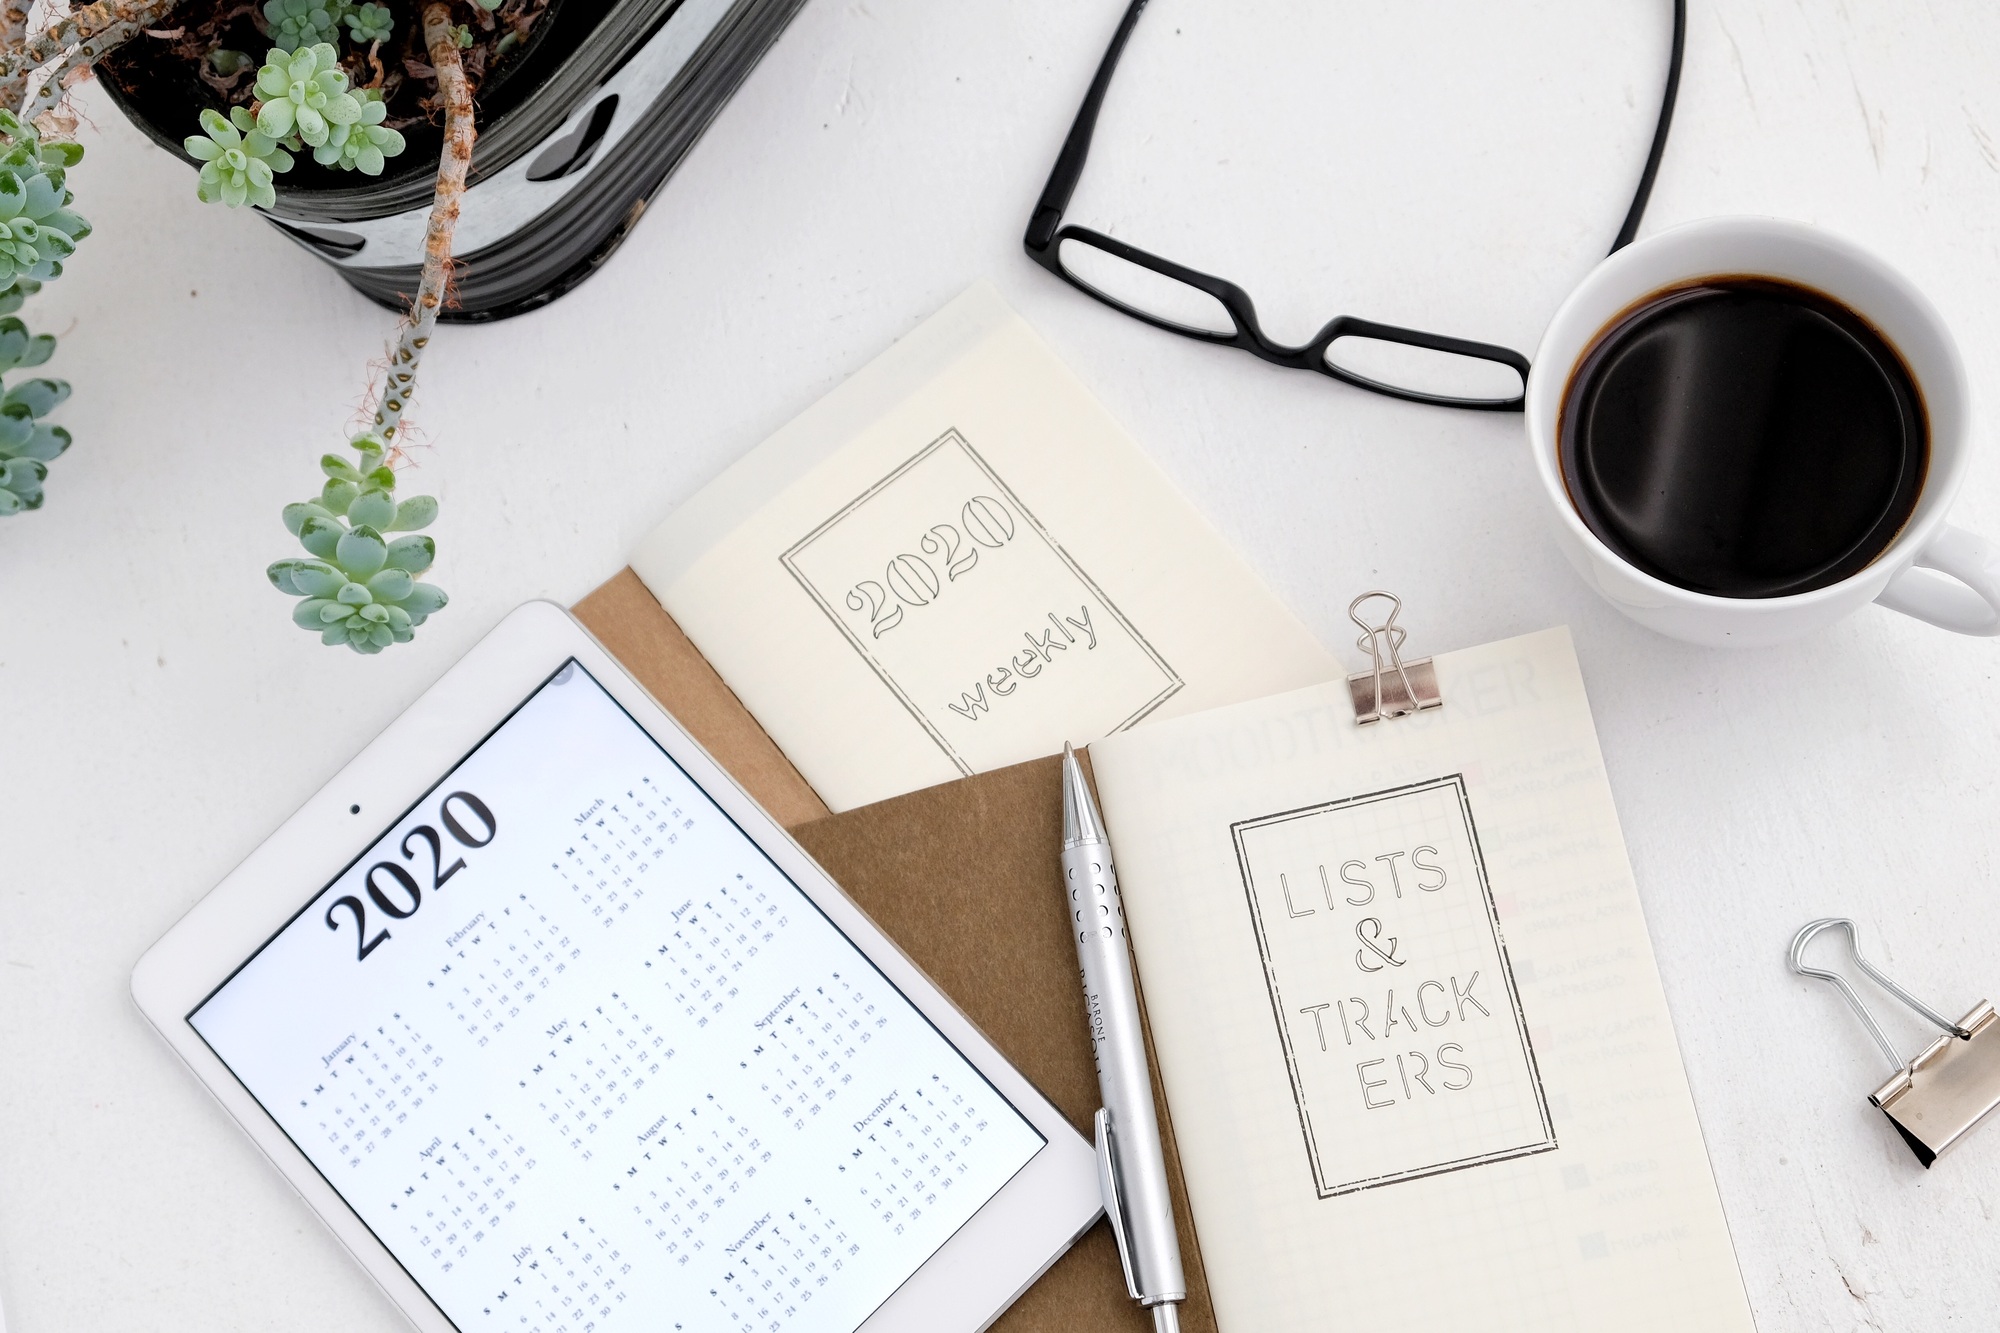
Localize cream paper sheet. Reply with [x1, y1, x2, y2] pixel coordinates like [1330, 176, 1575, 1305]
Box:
[1088, 627, 1755, 1333]
[631, 283, 1337, 812]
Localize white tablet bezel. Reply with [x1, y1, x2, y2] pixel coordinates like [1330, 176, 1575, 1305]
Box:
[132, 600, 1100, 1333]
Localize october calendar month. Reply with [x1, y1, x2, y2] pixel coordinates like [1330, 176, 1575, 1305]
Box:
[187, 659, 1046, 1333]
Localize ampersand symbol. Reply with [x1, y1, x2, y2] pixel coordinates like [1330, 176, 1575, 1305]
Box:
[1354, 916, 1405, 972]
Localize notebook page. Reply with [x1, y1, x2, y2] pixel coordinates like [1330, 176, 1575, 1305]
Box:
[631, 283, 1335, 813]
[1088, 627, 1754, 1332]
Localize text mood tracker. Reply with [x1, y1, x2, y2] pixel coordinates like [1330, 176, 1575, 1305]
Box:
[190, 661, 1044, 1333]
[1231, 776, 1553, 1197]
[780, 430, 1181, 775]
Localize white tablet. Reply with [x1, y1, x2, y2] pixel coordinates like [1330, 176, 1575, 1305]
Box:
[132, 601, 1099, 1333]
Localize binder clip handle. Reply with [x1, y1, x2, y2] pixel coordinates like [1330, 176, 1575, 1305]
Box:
[1346, 591, 1442, 725]
[1789, 918, 1971, 1073]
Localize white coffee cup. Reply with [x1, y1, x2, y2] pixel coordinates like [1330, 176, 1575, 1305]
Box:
[1525, 215, 2000, 646]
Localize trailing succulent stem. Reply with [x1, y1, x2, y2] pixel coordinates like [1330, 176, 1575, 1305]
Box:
[370, 1, 471, 443]
[17, 0, 185, 122]
[0, 109, 82, 517]
[267, 1, 482, 650]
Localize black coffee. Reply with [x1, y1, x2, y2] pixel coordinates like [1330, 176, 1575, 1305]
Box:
[1559, 277, 1926, 598]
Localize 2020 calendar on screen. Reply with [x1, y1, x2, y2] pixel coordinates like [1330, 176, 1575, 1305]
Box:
[190, 660, 1046, 1333]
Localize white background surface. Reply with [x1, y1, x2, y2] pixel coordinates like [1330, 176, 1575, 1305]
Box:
[3, 0, 1998, 1328]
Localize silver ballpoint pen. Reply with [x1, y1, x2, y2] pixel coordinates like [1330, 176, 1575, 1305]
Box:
[1060, 744, 1186, 1333]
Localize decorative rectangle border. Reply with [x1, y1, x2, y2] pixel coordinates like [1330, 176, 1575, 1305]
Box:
[1230, 774, 1555, 1197]
[779, 429, 1181, 774]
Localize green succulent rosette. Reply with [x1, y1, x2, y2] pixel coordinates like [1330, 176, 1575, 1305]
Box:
[270, 435, 445, 653]
[344, 2, 393, 44]
[253, 43, 363, 149]
[185, 106, 297, 208]
[264, 0, 349, 53]
[313, 93, 406, 175]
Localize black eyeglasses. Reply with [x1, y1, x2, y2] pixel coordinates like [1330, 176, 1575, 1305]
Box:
[1024, 0, 1686, 411]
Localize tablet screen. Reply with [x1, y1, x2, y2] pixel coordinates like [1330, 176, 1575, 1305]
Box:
[190, 660, 1046, 1333]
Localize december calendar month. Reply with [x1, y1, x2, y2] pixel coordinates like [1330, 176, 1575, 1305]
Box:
[178, 651, 1058, 1333]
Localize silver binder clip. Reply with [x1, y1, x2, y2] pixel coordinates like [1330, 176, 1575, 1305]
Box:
[1346, 591, 1442, 725]
[1789, 918, 2000, 1167]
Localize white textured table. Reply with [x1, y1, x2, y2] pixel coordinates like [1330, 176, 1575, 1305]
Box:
[5, 1, 1999, 1328]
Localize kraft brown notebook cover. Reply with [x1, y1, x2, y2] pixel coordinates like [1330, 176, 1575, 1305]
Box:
[572, 569, 1217, 1333]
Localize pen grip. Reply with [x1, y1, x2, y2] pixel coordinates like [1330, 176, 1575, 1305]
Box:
[1064, 840, 1186, 1304]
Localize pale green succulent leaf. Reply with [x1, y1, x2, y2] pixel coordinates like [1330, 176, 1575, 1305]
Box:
[17, 423, 66, 461]
[347, 489, 395, 529]
[401, 583, 448, 619]
[282, 500, 333, 535]
[4, 377, 66, 416]
[298, 514, 343, 560]
[292, 597, 337, 627]
[367, 567, 413, 601]
[336, 525, 388, 579]
[389, 495, 437, 531]
[384, 534, 434, 573]
[320, 478, 358, 515]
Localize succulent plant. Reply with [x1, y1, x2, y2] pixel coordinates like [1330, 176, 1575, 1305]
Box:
[269, 433, 446, 653]
[264, 0, 349, 53]
[253, 43, 363, 149]
[313, 92, 406, 175]
[0, 316, 68, 517]
[0, 112, 87, 289]
[185, 107, 297, 208]
[344, 2, 393, 44]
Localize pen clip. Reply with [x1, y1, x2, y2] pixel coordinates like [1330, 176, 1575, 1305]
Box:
[1094, 1107, 1142, 1300]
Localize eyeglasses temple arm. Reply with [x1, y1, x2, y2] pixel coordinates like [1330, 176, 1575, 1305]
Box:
[1026, 0, 1152, 254]
[1611, 0, 1686, 252]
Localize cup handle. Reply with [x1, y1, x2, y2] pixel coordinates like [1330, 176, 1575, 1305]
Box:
[1875, 525, 2000, 635]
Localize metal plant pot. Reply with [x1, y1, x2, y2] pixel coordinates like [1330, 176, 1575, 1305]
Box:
[102, 0, 807, 321]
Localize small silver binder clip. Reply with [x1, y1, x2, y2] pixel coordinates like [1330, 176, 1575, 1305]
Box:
[1790, 918, 2000, 1167]
[1346, 591, 1442, 725]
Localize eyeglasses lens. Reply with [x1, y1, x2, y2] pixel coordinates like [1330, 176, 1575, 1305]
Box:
[1057, 236, 1238, 336]
[1322, 334, 1524, 404]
